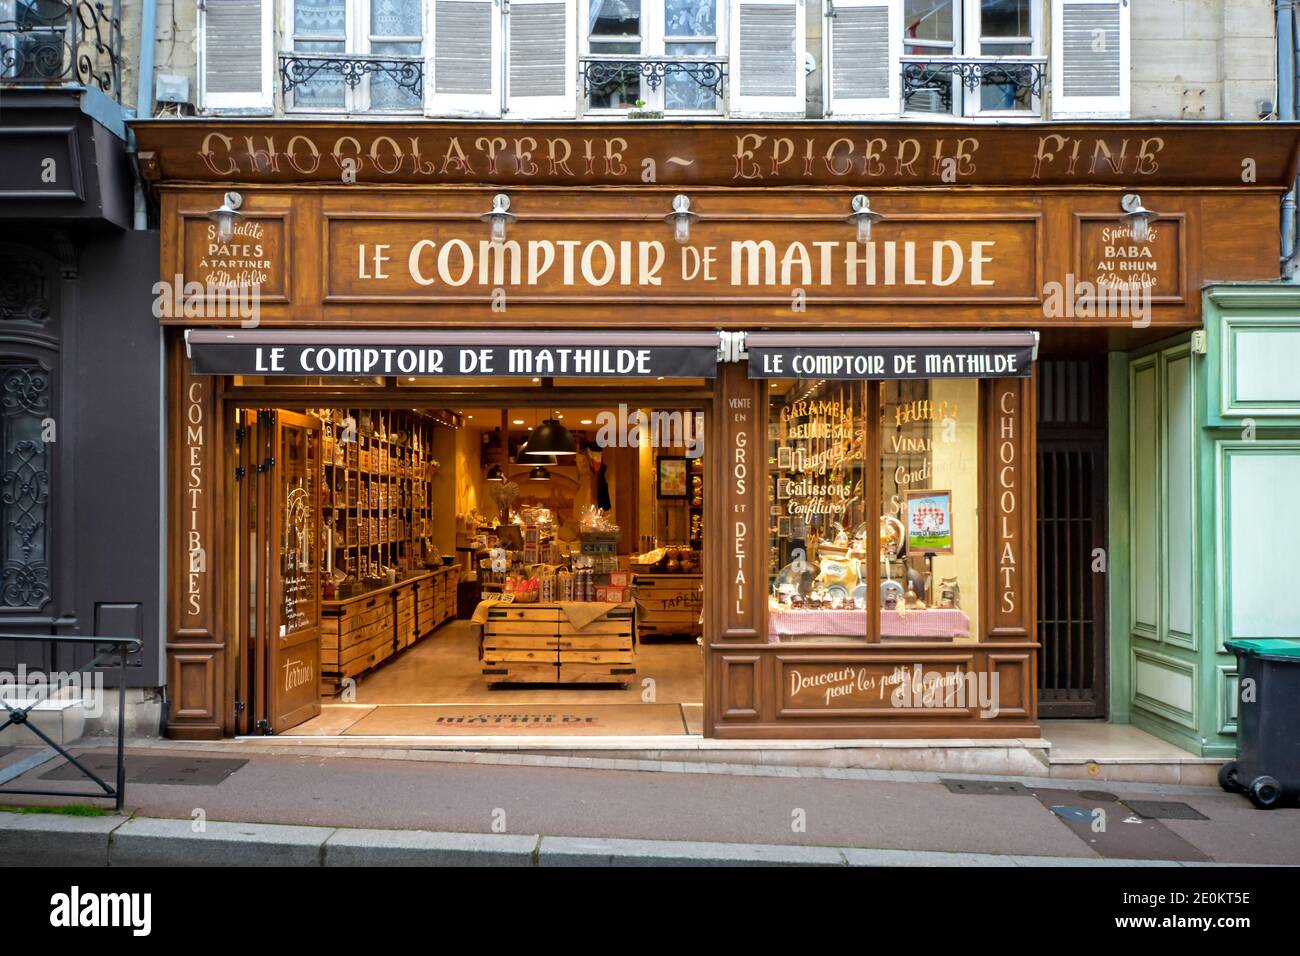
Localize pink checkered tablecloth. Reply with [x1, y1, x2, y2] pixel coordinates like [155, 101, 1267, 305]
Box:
[767, 605, 971, 642]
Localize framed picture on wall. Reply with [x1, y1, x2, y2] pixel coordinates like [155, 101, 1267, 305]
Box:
[905, 489, 954, 555]
[657, 456, 689, 499]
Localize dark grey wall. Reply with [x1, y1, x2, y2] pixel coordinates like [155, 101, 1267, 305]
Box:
[72, 229, 164, 687]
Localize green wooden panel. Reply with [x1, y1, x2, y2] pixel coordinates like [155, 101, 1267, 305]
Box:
[1131, 646, 1197, 728]
[1130, 357, 1159, 638]
[1163, 349, 1195, 648]
[1219, 443, 1300, 640]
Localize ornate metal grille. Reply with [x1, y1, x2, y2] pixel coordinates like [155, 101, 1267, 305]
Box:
[901, 56, 1046, 117]
[0, 0, 123, 100]
[581, 56, 727, 101]
[0, 360, 52, 611]
[279, 52, 423, 98]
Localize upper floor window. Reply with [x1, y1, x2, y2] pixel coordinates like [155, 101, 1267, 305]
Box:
[825, 0, 1129, 120]
[900, 0, 1041, 117]
[283, 0, 424, 112]
[583, 1, 725, 114]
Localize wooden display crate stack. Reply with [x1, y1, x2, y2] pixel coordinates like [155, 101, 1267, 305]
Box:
[634, 573, 704, 640]
[482, 603, 636, 686]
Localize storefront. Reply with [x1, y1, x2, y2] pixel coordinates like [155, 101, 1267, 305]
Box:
[132, 119, 1300, 742]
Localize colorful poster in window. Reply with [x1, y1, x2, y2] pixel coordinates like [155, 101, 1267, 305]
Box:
[905, 490, 953, 555]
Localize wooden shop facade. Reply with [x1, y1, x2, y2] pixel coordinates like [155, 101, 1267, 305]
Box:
[132, 119, 1300, 741]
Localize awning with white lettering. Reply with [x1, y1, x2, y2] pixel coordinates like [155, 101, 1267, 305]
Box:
[185, 329, 722, 378]
[745, 331, 1037, 380]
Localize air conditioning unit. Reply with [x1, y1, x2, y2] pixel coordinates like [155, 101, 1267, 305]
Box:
[905, 88, 947, 114]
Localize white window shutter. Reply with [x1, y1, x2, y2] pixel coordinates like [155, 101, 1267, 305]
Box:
[1051, 0, 1130, 118]
[198, 0, 273, 112]
[826, 0, 900, 117]
[729, 0, 807, 117]
[426, 0, 502, 117]
[505, 0, 576, 118]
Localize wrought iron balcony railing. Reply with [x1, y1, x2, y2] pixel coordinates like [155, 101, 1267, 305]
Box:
[581, 55, 727, 110]
[0, 0, 122, 101]
[901, 55, 1047, 118]
[280, 52, 424, 101]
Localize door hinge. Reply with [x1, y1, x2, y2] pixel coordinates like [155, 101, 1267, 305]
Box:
[257, 456, 276, 473]
[255, 718, 272, 735]
[234, 465, 246, 481]
[235, 425, 247, 442]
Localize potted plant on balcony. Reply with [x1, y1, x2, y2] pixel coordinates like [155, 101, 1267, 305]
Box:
[628, 98, 664, 120]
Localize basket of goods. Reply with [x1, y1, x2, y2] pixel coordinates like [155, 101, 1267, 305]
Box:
[630, 547, 667, 573]
[503, 576, 540, 603]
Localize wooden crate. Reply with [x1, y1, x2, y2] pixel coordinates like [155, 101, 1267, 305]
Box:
[482, 603, 635, 686]
[634, 574, 703, 640]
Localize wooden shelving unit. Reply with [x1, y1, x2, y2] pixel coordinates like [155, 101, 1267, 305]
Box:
[318, 409, 438, 580]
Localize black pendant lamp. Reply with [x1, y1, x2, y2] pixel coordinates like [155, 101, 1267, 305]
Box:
[525, 417, 577, 457]
[486, 464, 505, 481]
[515, 440, 557, 466]
[528, 465, 551, 481]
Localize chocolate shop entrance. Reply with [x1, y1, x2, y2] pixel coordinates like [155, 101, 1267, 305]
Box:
[224, 380, 709, 739]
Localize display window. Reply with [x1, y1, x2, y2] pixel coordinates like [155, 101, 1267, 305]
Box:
[767, 377, 982, 644]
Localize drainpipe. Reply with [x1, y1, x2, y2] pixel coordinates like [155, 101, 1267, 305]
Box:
[1281, 1, 1300, 279]
[130, 0, 159, 230]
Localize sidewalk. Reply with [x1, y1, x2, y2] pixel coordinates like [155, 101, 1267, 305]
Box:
[1, 741, 1296, 864]
[0, 813, 1241, 867]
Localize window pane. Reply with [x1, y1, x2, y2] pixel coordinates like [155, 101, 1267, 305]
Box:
[295, 0, 346, 36]
[980, 0, 1030, 38]
[903, 70, 954, 114]
[664, 0, 715, 37]
[978, 41, 1034, 110]
[879, 379, 980, 641]
[665, 40, 717, 111]
[370, 39, 421, 111]
[292, 39, 347, 109]
[371, 0, 420, 36]
[904, 0, 953, 43]
[768, 380, 871, 644]
[591, 0, 641, 38]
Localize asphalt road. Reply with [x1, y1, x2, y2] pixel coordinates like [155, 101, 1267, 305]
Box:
[4, 747, 1298, 863]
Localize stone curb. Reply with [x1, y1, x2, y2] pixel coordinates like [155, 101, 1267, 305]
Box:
[0, 813, 1246, 867]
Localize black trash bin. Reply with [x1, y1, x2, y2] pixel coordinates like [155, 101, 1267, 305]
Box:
[1221, 639, 1300, 809]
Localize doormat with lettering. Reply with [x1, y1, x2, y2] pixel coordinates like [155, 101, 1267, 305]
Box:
[341, 704, 689, 737]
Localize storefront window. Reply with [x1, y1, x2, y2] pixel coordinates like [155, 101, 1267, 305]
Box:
[767, 377, 981, 644]
[878, 378, 979, 640]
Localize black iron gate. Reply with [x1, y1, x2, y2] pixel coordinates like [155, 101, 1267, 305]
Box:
[1036, 357, 1108, 718]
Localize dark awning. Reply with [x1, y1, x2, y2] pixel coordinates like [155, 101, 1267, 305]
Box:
[745, 331, 1037, 380]
[186, 329, 722, 378]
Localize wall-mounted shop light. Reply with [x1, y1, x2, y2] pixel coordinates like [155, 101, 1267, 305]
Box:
[481, 194, 516, 244]
[666, 194, 698, 245]
[207, 191, 244, 242]
[1120, 193, 1157, 243]
[847, 194, 883, 243]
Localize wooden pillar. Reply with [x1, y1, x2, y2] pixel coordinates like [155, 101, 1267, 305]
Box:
[165, 337, 224, 739]
[705, 361, 767, 734]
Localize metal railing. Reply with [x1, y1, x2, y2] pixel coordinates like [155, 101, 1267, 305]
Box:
[580, 55, 727, 108]
[900, 54, 1048, 119]
[0, 0, 123, 101]
[279, 52, 424, 99]
[0, 633, 141, 811]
